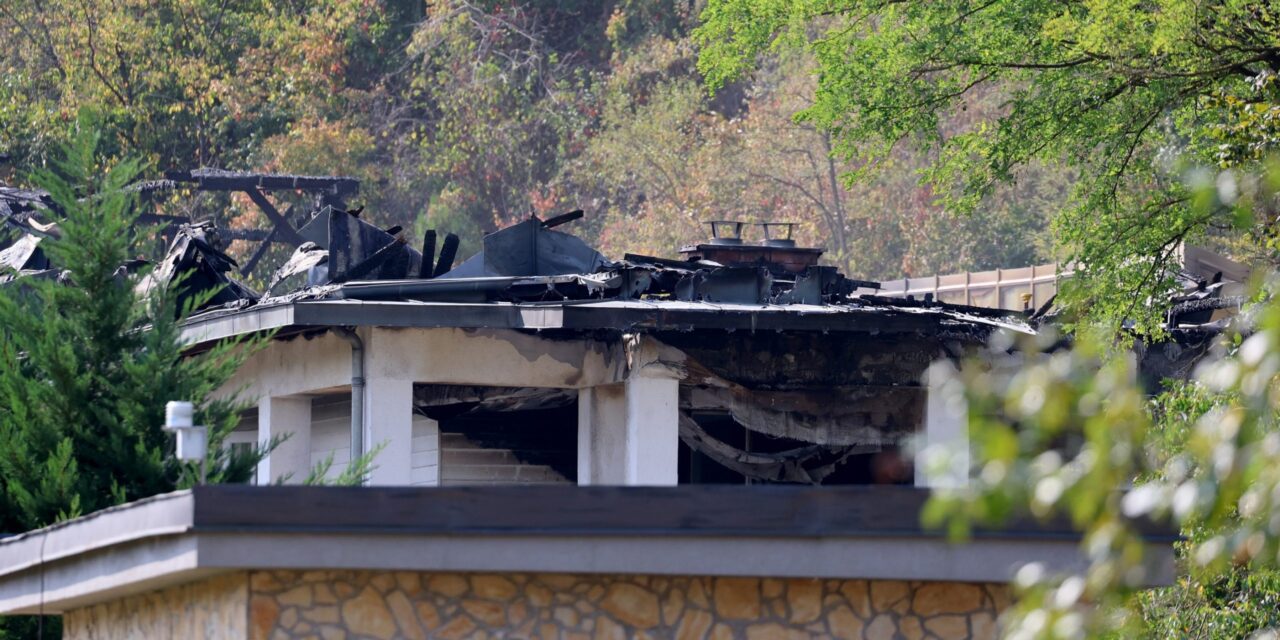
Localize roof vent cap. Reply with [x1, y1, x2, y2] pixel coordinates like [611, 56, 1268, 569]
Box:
[706, 220, 745, 245]
[757, 221, 797, 248]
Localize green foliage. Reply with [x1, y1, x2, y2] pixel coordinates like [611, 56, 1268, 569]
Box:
[0, 118, 276, 637]
[1133, 563, 1280, 639]
[696, 0, 1280, 333]
[1, 0, 1057, 284]
[919, 163, 1280, 638]
[303, 441, 387, 486]
[0, 119, 265, 534]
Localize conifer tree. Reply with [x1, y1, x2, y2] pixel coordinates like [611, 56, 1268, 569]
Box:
[0, 121, 263, 534]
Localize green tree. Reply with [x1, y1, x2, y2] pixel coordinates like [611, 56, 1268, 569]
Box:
[697, 0, 1280, 333]
[917, 162, 1280, 638]
[0, 124, 264, 528]
[0, 121, 272, 635]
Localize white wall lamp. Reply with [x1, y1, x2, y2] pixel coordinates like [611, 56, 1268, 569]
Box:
[164, 401, 208, 484]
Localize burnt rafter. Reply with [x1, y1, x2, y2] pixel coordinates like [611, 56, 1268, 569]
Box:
[131, 169, 363, 265]
[243, 188, 306, 247]
[162, 169, 359, 196]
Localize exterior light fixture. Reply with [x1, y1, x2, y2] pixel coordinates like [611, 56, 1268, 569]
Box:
[164, 401, 208, 484]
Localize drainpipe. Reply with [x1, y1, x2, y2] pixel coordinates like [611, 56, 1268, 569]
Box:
[335, 327, 365, 483]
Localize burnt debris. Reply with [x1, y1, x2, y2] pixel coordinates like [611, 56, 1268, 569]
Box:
[0, 170, 1036, 322]
[136, 221, 258, 313]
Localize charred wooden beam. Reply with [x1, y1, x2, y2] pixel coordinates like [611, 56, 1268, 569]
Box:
[419, 230, 437, 279]
[165, 169, 359, 195]
[244, 189, 305, 247]
[434, 233, 459, 277]
[240, 225, 279, 276]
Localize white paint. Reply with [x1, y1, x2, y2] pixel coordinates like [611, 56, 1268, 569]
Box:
[218, 327, 669, 486]
[915, 360, 970, 488]
[410, 415, 440, 486]
[578, 376, 679, 486]
[214, 331, 351, 402]
[309, 395, 352, 482]
[362, 377, 413, 486]
[256, 396, 312, 485]
[365, 327, 624, 389]
[624, 375, 679, 485]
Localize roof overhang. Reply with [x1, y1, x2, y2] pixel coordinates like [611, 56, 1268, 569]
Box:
[179, 298, 1032, 349]
[0, 485, 1175, 615]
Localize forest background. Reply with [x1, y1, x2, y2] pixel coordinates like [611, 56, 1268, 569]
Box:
[0, 0, 1063, 285]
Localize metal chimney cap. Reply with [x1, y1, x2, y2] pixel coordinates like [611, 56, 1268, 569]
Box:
[705, 220, 745, 245]
[756, 221, 798, 247]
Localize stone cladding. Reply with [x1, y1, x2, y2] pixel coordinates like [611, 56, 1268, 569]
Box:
[246, 570, 1007, 639]
[64, 569, 1009, 639]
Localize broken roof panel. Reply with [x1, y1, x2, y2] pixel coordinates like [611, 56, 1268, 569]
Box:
[137, 221, 259, 314]
[441, 215, 609, 279]
[0, 234, 48, 273]
[4, 171, 1040, 343]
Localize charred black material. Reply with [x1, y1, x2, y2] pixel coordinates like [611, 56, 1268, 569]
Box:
[300, 206, 423, 282]
[419, 230, 437, 279]
[434, 233, 459, 278]
[163, 169, 359, 197]
[139, 221, 259, 314]
[441, 216, 608, 279]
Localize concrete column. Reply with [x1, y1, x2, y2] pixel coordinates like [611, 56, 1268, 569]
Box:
[578, 375, 679, 486]
[256, 395, 312, 485]
[410, 414, 441, 486]
[915, 361, 969, 488]
[363, 377, 415, 486]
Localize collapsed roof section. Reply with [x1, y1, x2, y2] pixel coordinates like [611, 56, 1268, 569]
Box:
[2, 171, 1032, 341]
[135, 221, 258, 313]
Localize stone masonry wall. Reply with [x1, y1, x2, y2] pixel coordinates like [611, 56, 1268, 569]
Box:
[248, 570, 1008, 640]
[63, 572, 247, 639]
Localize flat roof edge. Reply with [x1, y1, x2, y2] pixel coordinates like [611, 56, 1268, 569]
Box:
[178, 299, 1023, 348]
[0, 486, 1177, 615]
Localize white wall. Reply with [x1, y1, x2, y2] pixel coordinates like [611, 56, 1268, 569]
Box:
[309, 394, 440, 486]
[309, 395, 352, 483]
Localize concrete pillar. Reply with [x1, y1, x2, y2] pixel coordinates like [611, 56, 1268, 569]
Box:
[578, 375, 679, 486]
[410, 414, 441, 486]
[915, 361, 969, 488]
[363, 377, 415, 486]
[257, 395, 312, 485]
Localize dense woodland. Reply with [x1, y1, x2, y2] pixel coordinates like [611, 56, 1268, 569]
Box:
[0, 0, 1060, 284]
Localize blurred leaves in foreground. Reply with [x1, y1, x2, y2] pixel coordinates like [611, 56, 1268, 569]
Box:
[923, 161, 1280, 639]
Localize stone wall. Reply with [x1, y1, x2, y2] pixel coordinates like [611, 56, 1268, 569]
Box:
[60, 569, 1007, 639]
[63, 572, 247, 639]
[247, 570, 1007, 639]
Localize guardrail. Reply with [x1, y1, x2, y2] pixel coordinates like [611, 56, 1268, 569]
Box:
[876, 263, 1067, 311]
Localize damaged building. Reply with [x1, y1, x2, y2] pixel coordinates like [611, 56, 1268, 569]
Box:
[2, 169, 1240, 488]
[0, 172, 1182, 640]
[96, 174, 1029, 489]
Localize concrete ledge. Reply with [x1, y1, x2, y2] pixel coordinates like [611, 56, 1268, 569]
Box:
[179, 298, 1025, 348]
[0, 485, 1178, 615]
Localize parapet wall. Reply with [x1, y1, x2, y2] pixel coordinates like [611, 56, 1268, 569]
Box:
[63, 569, 1008, 639]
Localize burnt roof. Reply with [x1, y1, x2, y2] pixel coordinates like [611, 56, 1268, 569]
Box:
[1, 172, 1033, 346]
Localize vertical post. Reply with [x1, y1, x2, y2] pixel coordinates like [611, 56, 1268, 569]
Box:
[411, 414, 441, 486]
[624, 376, 679, 485]
[915, 361, 969, 489]
[578, 375, 679, 486]
[363, 378, 415, 486]
[257, 395, 312, 484]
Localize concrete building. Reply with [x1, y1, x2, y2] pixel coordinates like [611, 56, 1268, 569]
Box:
[0, 176, 1177, 638]
[157, 208, 1029, 491]
[0, 486, 1176, 639]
